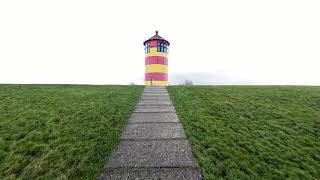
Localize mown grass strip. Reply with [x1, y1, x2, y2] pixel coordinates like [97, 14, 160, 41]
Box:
[169, 86, 320, 179]
[0, 85, 143, 179]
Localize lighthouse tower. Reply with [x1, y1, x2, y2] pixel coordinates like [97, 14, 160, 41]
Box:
[143, 31, 170, 86]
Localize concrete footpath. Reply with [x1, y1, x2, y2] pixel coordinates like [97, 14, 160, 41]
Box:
[100, 86, 202, 180]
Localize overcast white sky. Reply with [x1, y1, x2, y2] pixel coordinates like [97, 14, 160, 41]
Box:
[0, 0, 319, 85]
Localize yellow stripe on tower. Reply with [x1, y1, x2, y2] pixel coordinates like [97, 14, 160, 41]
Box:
[144, 81, 168, 86]
[145, 64, 168, 73]
[146, 47, 167, 57]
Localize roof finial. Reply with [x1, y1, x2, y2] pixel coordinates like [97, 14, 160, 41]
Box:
[156, 30, 158, 35]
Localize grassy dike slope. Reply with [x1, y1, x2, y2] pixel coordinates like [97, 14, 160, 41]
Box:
[169, 86, 320, 179]
[0, 85, 143, 179]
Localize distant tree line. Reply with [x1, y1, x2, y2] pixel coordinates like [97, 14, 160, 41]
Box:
[181, 80, 193, 86]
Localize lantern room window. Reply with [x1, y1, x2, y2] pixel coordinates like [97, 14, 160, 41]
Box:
[157, 42, 168, 53]
[145, 43, 151, 53]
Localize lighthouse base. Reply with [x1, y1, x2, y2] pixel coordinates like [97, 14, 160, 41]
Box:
[145, 81, 168, 86]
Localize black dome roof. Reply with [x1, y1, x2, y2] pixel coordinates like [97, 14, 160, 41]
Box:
[143, 31, 170, 45]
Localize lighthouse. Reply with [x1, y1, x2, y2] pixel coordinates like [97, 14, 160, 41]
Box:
[144, 31, 170, 86]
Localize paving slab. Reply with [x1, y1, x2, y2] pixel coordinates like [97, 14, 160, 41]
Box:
[142, 93, 169, 96]
[137, 100, 172, 106]
[106, 139, 198, 168]
[144, 90, 168, 93]
[141, 96, 170, 100]
[122, 123, 186, 140]
[134, 105, 175, 113]
[144, 89, 167, 92]
[144, 88, 166, 90]
[144, 86, 166, 88]
[143, 92, 169, 94]
[100, 167, 202, 180]
[144, 88, 167, 90]
[129, 113, 179, 123]
[142, 93, 169, 97]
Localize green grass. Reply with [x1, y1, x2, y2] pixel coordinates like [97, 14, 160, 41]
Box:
[168, 86, 320, 180]
[0, 85, 143, 179]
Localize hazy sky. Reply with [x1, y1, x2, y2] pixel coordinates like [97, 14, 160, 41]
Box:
[1, 0, 319, 85]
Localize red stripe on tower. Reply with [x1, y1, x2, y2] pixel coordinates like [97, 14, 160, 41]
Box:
[145, 56, 168, 65]
[145, 73, 168, 81]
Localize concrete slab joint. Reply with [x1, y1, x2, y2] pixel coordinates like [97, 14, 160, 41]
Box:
[100, 86, 202, 180]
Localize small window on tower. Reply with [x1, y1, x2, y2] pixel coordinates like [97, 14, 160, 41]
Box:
[157, 42, 160, 52]
[145, 43, 151, 53]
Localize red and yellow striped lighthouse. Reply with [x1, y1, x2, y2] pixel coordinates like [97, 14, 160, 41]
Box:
[144, 31, 170, 86]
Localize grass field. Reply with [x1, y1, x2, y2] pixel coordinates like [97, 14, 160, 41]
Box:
[0, 85, 143, 179]
[169, 86, 320, 180]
